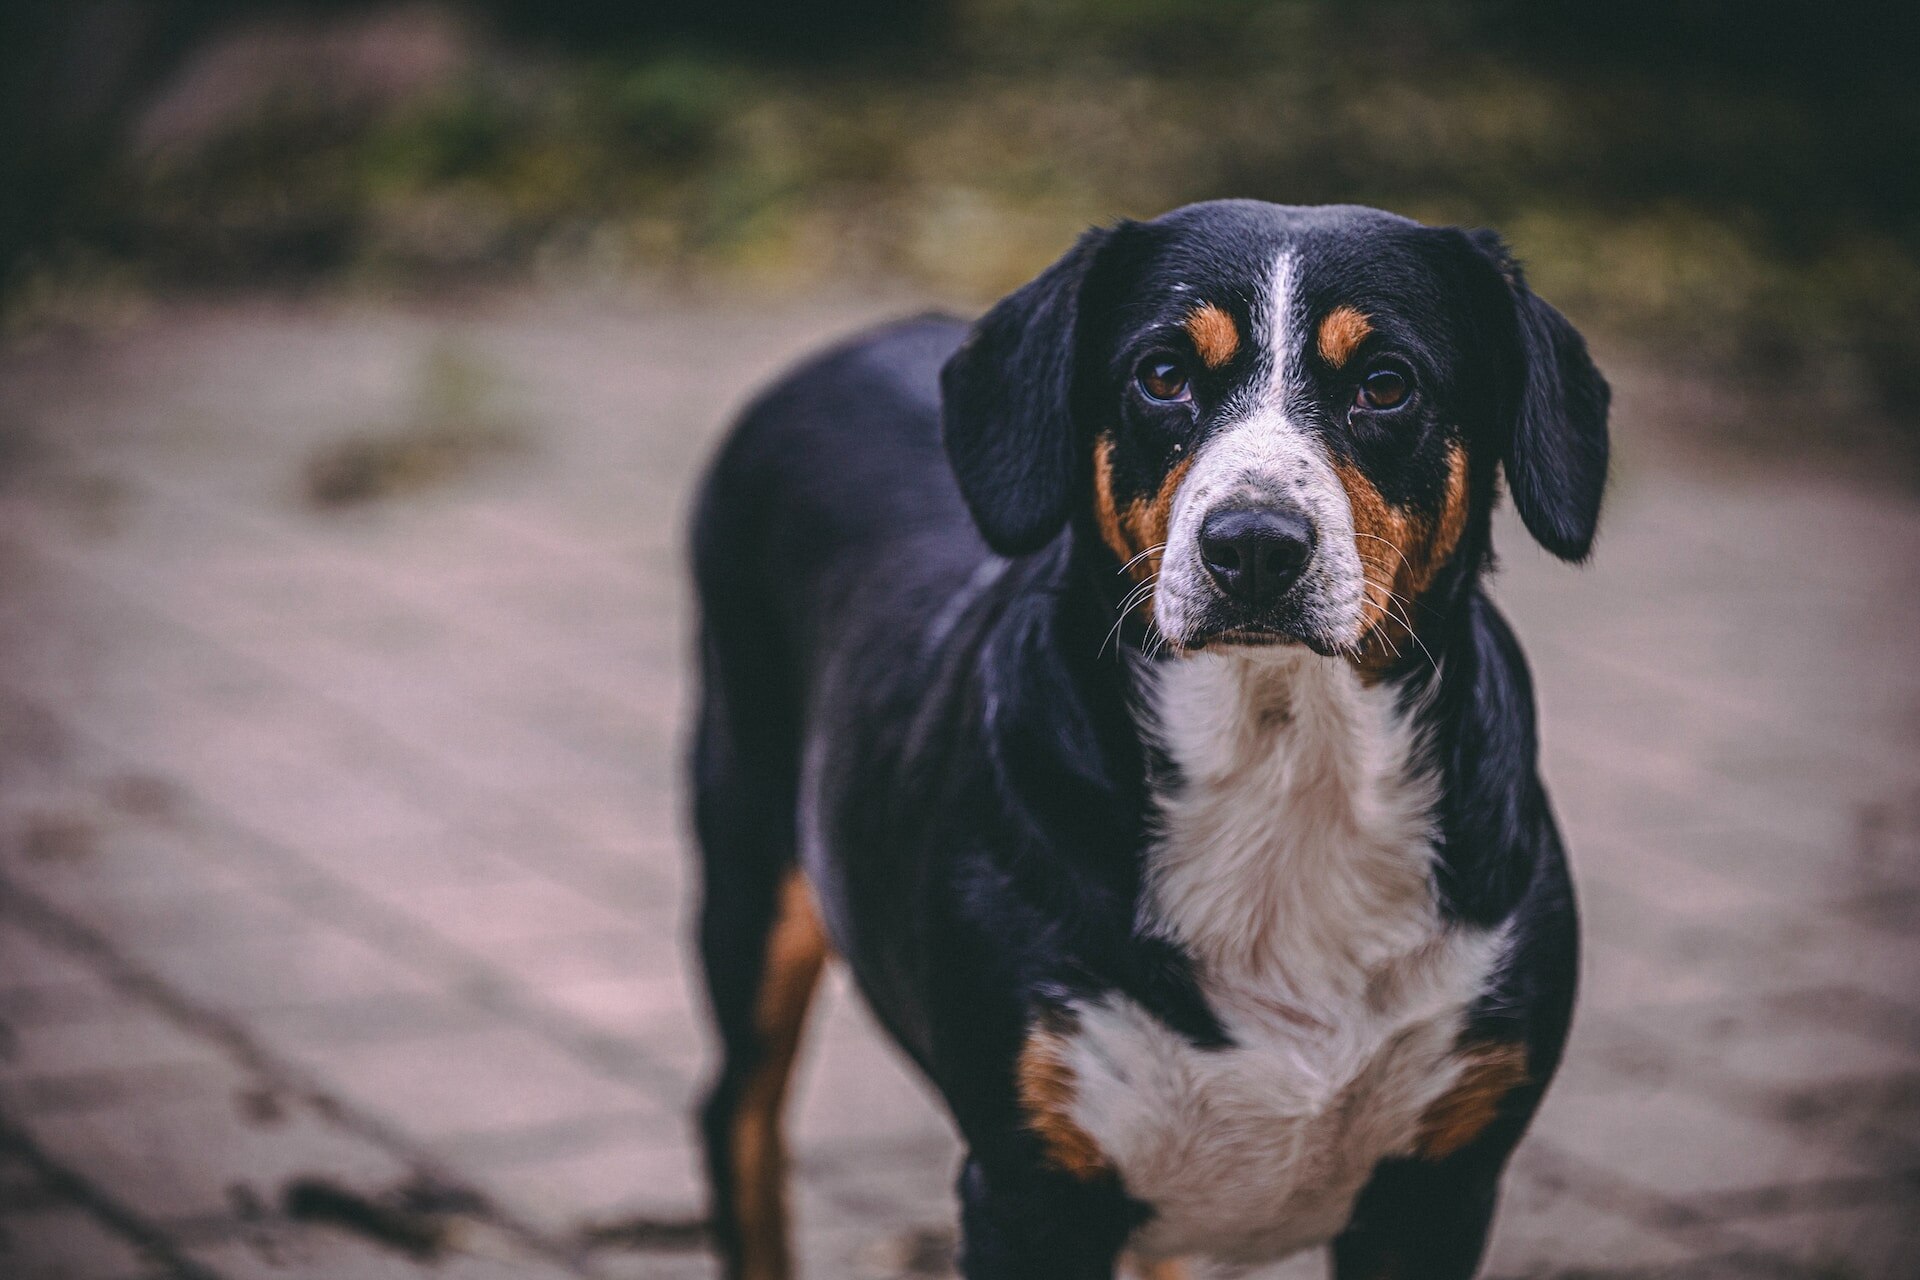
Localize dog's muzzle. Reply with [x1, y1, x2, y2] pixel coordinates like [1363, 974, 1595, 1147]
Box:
[1196, 503, 1316, 612]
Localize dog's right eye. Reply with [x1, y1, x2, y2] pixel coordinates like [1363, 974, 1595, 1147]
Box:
[1135, 354, 1192, 403]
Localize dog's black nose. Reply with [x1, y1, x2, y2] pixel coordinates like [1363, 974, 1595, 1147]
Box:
[1198, 506, 1315, 607]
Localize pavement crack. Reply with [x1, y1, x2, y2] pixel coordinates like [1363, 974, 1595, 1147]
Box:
[0, 1109, 227, 1280]
[0, 865, 607, 1277]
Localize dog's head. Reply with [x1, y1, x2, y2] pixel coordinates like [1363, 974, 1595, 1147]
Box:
[941, 200, 1609, 659]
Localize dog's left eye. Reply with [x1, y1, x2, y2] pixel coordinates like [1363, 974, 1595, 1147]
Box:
[1355, 366, 1411, 411]
[1135, 354, 1192, 403]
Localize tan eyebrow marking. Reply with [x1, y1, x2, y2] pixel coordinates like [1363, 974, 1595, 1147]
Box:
[1184, 302, 1240, 369]
[1316, 305, 1373, 368]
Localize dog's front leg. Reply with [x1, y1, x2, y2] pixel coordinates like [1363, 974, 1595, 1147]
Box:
[955, 1155, 1133, 1280]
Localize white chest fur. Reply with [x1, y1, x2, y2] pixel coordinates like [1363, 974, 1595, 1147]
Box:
[1054, 650, 1505, 1265]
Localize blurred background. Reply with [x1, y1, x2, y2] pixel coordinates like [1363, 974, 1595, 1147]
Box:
[1, 2, 1916, 1278]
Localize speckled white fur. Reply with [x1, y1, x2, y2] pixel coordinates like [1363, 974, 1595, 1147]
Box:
[1053, 647, 1505, 1267]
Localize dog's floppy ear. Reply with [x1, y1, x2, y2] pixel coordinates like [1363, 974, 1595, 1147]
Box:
[1470, 230, 1611, 562]
[940, 226, 1114, 556]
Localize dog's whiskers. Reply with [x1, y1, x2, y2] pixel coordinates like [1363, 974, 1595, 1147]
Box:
[1354, 551, 1445, 620]
[1351, 531, 1416, 574]
[1371, 593, 1439, 672]
[1100, 573, 1161, 658]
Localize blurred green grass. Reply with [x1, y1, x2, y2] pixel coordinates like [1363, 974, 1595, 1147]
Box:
[6, 0, 1916, 473]
[303, 341, 528, 508]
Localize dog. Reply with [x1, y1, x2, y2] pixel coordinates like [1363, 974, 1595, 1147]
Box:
[688, 199, 1607, 1280]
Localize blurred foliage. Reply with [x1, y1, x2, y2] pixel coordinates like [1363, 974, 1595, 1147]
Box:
[303, 341, 526, 507]
[4, 0, 1917, 465]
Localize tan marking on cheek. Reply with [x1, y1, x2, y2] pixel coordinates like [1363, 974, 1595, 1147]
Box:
[1389, 444, 1471, 603]
[1016, 1026, 1110, 1181]
[1340, 445, 1472, 673]
[1093, 436, 1133, 568]
[731, 868, 830, 1280]
[1184, 302, 1240, 369]
[1126, 1257, 1191, 1280]
[1095, 439, 1194, 606]
[1120, 455, 1194, 583]
[1331, 457, 1412, 638]
[1424, 445, 1471, 583]
[1415, 1041, 1530, 1161]
[1316, 305, 1372, 368]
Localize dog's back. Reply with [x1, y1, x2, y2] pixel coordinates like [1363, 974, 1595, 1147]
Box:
[690, 312, 978, 660]
[688, 313, 990, 1278]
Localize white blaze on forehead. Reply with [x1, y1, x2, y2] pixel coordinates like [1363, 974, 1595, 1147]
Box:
[1150, 249, 1370, 648]
[1257, 249, 1301, 414]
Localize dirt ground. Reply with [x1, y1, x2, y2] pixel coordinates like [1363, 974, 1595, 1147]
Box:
[1, 283, 1917, 1278]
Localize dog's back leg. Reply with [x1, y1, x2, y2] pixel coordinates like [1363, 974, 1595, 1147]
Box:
[693, 625, 827, 1280]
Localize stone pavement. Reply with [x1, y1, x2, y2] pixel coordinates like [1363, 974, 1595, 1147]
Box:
[0, 287, 1916, 1280]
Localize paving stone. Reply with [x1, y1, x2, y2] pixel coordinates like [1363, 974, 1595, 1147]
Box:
[129, 926, 444, 1016]
[1, 821, 256, 909]
[537, 974, 694, 1045]
[1624, 994, 1920, 1094]
[1531, 1082, 1873, 1201]
[1575, 831, 1785, 924]
[1726, 1202, 1920, 1280]
[471, 1131, 702, 1237]
[391, 880, 640, 952]
[23, 881, 308, 954]
[0, 921, 104, 995]
[591, 1252, 714, 1280]
[0, 1205, 159, 1279]
[791, 979, 953, 1155]
[27, 1091, 413, 1226]
[1481, 1190, 1699, 1279]
[447, 1105, 679, 1167]
[480, 924, 685, 991]
[797, 1134, 962, 1227]
[1580, 935, 1734, 1015]
[187, 1227, 584, 1280]
[0, 1003, 233, 1085]
[248, 992, 494, 1052]
[282, 1024, 663, 1142]
[4, 291, 1920, 1276]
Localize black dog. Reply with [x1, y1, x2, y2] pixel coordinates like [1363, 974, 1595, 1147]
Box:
[689, 199, 1607, 1280]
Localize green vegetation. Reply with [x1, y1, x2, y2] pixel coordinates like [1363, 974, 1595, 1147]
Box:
[303, 342, 526, 508]
[7, 1, 1916, 471]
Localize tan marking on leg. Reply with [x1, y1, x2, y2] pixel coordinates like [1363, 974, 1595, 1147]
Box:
[1416, 1041, 1529, 1161]
[1316, 305, 1373, 367]
[1336, 446, 1470, 674]
[1016, 1025, 1109, 1181]
[1126, 1255, 1191, 1280]
[732, 869, 829, 1280]
[1184, 302, 1240, 369]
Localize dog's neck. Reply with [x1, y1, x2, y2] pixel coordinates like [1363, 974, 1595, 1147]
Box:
[1135, 645, 1454, 1009]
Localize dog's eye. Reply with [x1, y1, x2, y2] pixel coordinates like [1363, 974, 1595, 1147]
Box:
[1135, 354, 1192, 403]
[1355, 366, 1410, 411]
